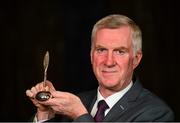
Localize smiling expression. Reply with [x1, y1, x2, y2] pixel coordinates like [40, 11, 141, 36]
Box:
[91, 26, 142, 96]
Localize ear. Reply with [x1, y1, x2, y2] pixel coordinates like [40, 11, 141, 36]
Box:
[133, 51, 142, 69]
[90, 49, 93, 64]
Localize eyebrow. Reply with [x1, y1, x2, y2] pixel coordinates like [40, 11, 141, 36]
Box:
[95, 45, 129, 51]
[114, 47, 129, 51]
[94, 45, 106, 49]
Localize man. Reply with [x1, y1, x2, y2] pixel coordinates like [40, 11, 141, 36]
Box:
[26, 14, 174, 122]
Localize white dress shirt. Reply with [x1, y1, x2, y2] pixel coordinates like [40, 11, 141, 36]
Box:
[91, 81, 133, 117]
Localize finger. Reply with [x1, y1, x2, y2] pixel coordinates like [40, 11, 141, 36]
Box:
[31, 98, 47, 111]
[26, 90, 34, 98]
[34, 82, 44, 91]
[50, 91, 63, 98]
[45, 86, 50, 92]
[39, 82, 45, 91]
[45, 80, 56, 91]
[31, 87, 38, 94]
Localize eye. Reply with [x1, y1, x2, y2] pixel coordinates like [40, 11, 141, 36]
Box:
[96, 48, 106, 53]
[114, 50, 126, 55]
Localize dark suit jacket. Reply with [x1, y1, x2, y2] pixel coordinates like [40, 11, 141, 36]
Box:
[48, 79, 174, 122]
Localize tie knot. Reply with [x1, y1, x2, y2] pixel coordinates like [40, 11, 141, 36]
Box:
[97, 100, 109, 110]
[94, 100, 109, 122]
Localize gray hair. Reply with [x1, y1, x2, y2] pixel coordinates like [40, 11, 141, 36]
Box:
[91, 14, 142, 55]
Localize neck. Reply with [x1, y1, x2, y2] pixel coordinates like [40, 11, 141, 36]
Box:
[99, 87, 117, 98]
[99, 80, 132, 98]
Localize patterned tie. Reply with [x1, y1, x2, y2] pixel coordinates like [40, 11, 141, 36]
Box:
[94, 100, 109, 122]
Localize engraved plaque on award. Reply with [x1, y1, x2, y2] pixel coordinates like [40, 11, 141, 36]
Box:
[35, 51, 51, 101]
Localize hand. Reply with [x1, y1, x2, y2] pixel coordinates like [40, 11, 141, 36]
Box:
[26, 80, 56, 120]
[39, 91, 88, 120]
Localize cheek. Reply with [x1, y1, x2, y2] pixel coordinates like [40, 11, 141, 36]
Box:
[92, 55, 105, 66]
[116, 57, 133, 69]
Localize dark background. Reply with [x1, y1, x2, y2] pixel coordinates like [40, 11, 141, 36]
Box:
[0, 0, 179, 121]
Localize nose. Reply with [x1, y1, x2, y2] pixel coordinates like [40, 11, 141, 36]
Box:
[105, 52, 115, 67]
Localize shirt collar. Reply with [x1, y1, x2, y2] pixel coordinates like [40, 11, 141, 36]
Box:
[97, 81, 133, 109]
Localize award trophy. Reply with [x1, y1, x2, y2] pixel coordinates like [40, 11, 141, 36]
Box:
[35, 51, 51, 101]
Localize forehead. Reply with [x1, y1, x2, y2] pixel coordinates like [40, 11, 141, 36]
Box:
[94, 26, 132, 48]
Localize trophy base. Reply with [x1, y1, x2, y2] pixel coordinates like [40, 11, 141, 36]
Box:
[35, 91, 51, 101]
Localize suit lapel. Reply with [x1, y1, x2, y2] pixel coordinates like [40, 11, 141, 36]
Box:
[103, 98, 128, 121]
[88, 93, 97, 112]
[104, 79, 143, 121]
[78, 89, 97, 113]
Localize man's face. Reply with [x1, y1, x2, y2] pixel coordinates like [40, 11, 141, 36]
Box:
[91, 26, 142, 93]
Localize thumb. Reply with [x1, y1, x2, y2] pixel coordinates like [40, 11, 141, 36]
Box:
[45, 80, 56, 91]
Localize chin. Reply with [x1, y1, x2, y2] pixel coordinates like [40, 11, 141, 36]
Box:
[101, 79, 120, 87]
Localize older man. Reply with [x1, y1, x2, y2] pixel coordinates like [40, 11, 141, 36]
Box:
[26, 14, 174, 122]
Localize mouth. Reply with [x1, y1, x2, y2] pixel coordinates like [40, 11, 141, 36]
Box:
[102, 70, 116, 73]
[102, 69, 117, 73]
[101, 70, 118, 80]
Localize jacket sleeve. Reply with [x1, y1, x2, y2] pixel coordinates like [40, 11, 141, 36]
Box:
[134, 105, 174, 122]
[73, 113, 95, 122]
